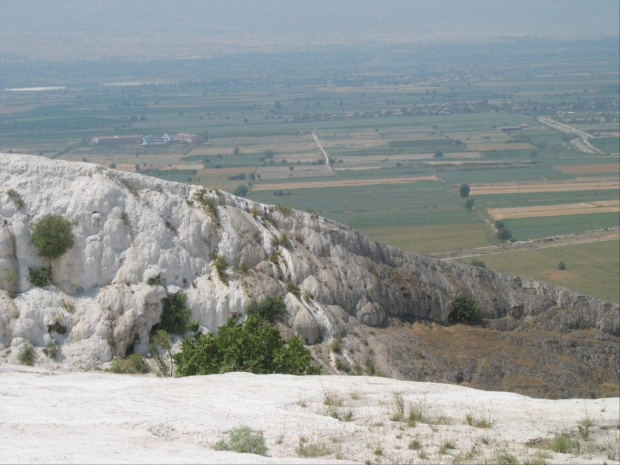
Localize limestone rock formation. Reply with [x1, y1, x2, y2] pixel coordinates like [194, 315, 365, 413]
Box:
[1, 154, 618, 391]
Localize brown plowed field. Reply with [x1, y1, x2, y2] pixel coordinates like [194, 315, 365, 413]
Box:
[488, 200, 620, 220]
[469, 179, 620, 195]
[555, 163, 620, 174]
[253, 175, 437, 190]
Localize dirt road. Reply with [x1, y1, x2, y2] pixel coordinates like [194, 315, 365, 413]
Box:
[312, 131, 334, 174]
[427, 228, 619, 260]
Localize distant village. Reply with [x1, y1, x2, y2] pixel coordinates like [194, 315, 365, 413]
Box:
[91, 133, 205, 146]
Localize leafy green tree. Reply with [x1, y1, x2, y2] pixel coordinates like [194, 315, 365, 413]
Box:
[233, 185, 249, 197]
[156, 292, 191, 334]
[31, 215, 74, 259]
[151, 329, 174, 377]
[458, 183, 470, 198]
[174, 312, 320, 377]
[448, 293, 482, 324]
[464, 198, 475, 210]
[496, 227, 513, 242]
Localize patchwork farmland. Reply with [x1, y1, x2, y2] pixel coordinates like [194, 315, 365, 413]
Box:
[1, 38, 618, 301]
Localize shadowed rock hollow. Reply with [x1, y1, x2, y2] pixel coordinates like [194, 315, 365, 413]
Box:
[1, 154, 618, 396]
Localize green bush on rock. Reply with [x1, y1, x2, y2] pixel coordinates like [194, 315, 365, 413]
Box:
[174, 310, 321, 377]
[155, 292, 191, 335]
[448, 292, 483, 324]
[31, 214, 74, 259]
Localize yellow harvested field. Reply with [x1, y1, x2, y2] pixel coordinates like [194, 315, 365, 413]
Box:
[555, 163, 620, 174]
[253, 175, 437, 191]
[488, 200, 620, 220]
[468, 142, 535, 151]
[470, 179, 620, 195]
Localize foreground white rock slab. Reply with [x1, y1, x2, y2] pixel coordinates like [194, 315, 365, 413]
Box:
[0, 366, 617, 464]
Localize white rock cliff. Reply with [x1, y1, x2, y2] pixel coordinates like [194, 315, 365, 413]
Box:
[1, 154, 618, 369]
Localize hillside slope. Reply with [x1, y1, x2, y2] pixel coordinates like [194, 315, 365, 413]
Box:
[0, 154, 618, 396]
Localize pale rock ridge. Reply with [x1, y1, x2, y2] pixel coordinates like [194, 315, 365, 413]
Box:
[0, 153, 618, 369]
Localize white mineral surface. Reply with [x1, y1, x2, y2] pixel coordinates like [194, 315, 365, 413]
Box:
[1, 365, 618, 464]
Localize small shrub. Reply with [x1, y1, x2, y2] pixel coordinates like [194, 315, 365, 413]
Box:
[465, 413, 492, 428]
[213, 426, 268, 456]
[439, 441, 455, 454]
[120, 211, 130, 227]
[18, 342, 35, 366]
[577, 416, 593, 440]
[48, 320, 67, 335]
[7, 189, 25, 209]
[247, 296, 285, 323]
[391, 393, 406, 422]
[408, 402, 427, 425]
[286, 281, 300, 297]
[120, 179, 138, 196]
[364, 357, 377, 375]
[43, 340, 61, 360]
[323, 391, 343, 408]
[329, 337, 342, 353]
[156, 292, 191, 334]
[464, 198, 475, 210]
[29, 266, 51, 287]
[302, 290, 313, 301]
[494, 450, 519, 464]
[275, 204, 292, 215]
[470, 259, 486, 268]
[60, 300, 75, 313]
[164, 220, 177, 233]
[213, 254, 229, 284]
[551, 433, 579, 454]
[557, 261, 566, 270]
[297, 439, 331, 457]
[409, 439, 422, 450]
[448, 292, 482, 324]
[108, 354, 149, 374]
[197, 194, 219, 224]
[151, 329, 173, 377]
[31, 214, 74, 259]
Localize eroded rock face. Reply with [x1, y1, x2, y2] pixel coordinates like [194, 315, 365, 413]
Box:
[0, 153, 618, 370]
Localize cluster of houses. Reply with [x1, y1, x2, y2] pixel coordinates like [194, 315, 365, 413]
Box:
[91, 133, 205, 146]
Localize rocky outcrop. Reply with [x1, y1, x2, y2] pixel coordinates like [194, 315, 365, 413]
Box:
[1, 154, 618, 375]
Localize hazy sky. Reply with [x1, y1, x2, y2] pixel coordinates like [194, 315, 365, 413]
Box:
[2, 1, 619, 60]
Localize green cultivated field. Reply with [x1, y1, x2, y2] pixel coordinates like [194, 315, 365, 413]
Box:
[461, 241, 620, 303]
[502, 213, 619, 241]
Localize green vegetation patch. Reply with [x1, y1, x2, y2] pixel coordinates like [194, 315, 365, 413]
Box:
[31, 214, 74, 259]
[214, 426, 268, 456]
[174, 311, 320, 376]
[155, 292, 191, 334]
[502, 212, 619, 241]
